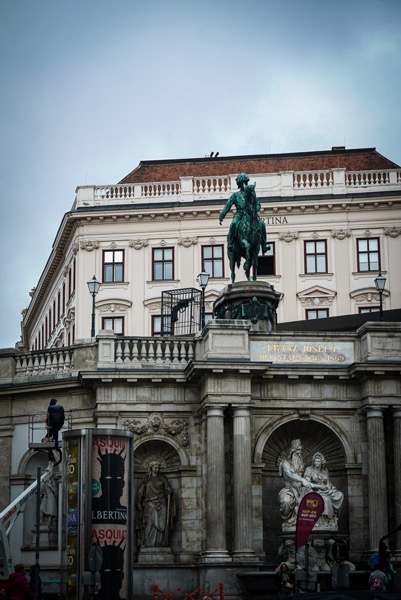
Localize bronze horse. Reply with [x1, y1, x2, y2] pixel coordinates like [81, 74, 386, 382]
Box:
[228, 183, 263, 283]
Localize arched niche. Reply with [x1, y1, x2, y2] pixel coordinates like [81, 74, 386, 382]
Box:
[133, 439, 182, 559]
[260, 419, 348, 563]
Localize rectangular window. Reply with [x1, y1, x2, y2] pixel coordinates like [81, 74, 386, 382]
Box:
[258, 242, 276, 276]
[103, 249, 124, 283]
[57, 291, 61, 322]
[102, 316, 124, 335]
[62, 282, 66, 316]
[152, 247, 174, 281]
[357, 238, 380, 272]
[359, 306, 380, 314]
[306, 308, 329, 320]
[202, 245, 224, 278]
[68, 267, 72, 299]
[152, 315, 172, 336]
[305, 240, 327, 274]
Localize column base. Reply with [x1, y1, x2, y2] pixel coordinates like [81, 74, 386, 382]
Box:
[199, 551, 232, 563]
[231, 550, 258, 562]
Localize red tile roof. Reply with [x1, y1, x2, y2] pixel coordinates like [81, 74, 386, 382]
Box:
[119, 148, 399, 184]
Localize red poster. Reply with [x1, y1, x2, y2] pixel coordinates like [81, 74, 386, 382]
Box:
[296, 492, 324, 550]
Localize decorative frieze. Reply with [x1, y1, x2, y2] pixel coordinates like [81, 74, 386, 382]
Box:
[384, 226, 401, 238]
[331, 229, 351, 240]
[129, 240, 149, 250]
[279, 231, 299, 243]
[178, 237, 197, 247]
[79, 241, 99, 252]
[123, 413, 189, 446]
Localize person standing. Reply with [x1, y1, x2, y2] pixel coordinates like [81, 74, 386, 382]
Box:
[7, 563, 35, 600]
[275, 562, 295, 598]
[45, 398, 65, 446]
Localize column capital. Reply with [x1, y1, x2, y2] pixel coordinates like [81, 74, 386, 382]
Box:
[392, 407, 401, 419]
[204, 404, 226, 417]
[365, 405, 385, 418]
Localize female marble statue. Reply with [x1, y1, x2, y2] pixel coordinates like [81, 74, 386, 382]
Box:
[304, 452, 344, 528]
[136, 460, 176, 547]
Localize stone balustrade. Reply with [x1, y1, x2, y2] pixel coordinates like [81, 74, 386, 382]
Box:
[115, 336, 195, 367]
[14, 347, 74, 378]
[74, 168, 401, 208]
[4, 334, 196, 381]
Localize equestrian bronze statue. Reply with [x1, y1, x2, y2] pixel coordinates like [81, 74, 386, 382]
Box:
[219, 173, 269, 282]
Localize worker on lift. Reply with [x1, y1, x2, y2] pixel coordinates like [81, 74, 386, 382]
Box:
[44, 399, 65, 448]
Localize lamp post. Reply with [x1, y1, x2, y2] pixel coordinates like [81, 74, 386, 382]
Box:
[87, 276, 101, 337]
[197, 270, 210, 330]
[374, 272, 386, 321]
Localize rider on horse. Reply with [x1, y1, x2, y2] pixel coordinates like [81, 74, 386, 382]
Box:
[219, 173, 269, 254]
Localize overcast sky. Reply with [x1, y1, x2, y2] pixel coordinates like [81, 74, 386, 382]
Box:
[1, 0, 400, 348]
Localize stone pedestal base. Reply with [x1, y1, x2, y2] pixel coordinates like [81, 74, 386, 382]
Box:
[32, 526, 58, 548]
[138, 546, 175, 564]
[213, 281, 281, 332]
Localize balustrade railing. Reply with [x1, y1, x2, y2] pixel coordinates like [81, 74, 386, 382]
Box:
[75, 167, 401, 208]
[14, 347, 74, 378]
[293, 170, 334, 188]
[115, 336, 194, 367]
[141, 182, 181, 197]
[192, 176, 231, 194]
[345, 170, 390, 186]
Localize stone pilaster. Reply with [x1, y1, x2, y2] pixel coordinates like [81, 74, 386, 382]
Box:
[393, 408, 401, 553]
[232, 405, 256, 560]
[201, 405, 231, 562]
[366, 406, 388, 550]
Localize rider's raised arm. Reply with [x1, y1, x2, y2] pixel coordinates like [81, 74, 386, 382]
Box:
[219, 193, 236, 224]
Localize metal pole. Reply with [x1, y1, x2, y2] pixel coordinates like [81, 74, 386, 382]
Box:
[35, 467, 41, 600]
[91, 293, 96, 337]
[201, 287, 205, 329]
[379, 290, 383, 321]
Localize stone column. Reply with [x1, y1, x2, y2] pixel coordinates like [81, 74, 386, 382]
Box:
[366, 406, 388, 550]
[232, 405, 255, 560]
[393, 408, 401, 553]
[201, 405, 231, 562]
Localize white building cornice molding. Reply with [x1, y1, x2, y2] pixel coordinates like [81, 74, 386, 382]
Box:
[97, 299, 132, 313]
[350, 288, 389, 303]
[297, 285, 336, 307]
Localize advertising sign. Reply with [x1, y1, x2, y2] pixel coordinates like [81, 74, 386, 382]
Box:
[64, 437, 82, 598]
[296, 492, 324, 550]
[62, 429, 133, 600]
[91, 432, 132, 600]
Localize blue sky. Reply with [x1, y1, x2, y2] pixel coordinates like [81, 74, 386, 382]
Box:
[1, 0, 400, 347]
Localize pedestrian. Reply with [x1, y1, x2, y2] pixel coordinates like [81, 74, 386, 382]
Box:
[45, 398, 65, 446]
[7, 563, 34, 600]
[368, 563, 388, 592]
[276, 562, 295, 598]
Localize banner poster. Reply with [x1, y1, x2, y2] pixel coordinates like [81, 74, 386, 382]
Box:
[296, 492, 324, 550]
[91, 434, 130, 600]
[65, 439, 80, 598]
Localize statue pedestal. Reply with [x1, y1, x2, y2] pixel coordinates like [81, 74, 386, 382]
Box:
[31, 524, 58, 548]
[138, 547, 175, 564]
[213, 281, 281, 332]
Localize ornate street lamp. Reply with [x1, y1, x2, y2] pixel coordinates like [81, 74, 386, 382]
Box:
[374, 272, 386, 321]
[197, 270, 210, 330]
[87, 275, 101, 337]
